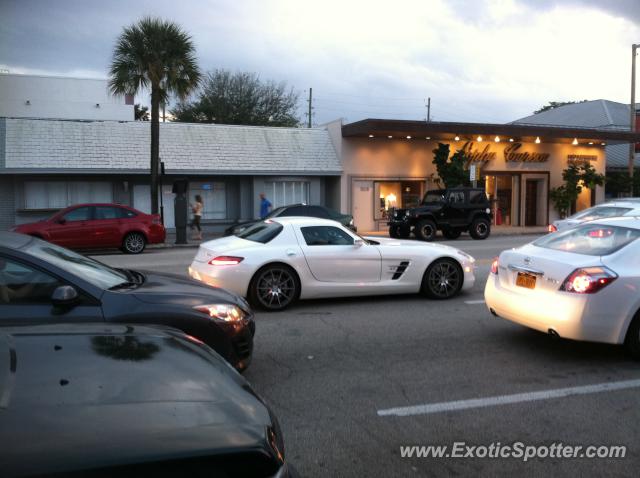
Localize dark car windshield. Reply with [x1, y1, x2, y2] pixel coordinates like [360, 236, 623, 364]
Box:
[266, 207, 287, 218]
[533, 224, 640, 256]
[422, 191, 445, 204]
[25, 240, 128, 289]
[236, 221, 283, 243]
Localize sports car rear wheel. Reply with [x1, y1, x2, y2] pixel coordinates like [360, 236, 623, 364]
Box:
[422, 258, 463, 299]
[249, 264, 300, 311]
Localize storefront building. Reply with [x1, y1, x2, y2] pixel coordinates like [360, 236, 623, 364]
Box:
[0, 118, 341, 232]
[330, 119, 640, 232]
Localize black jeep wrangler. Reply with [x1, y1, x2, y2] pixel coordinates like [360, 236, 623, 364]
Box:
[387, 187, 492, 241]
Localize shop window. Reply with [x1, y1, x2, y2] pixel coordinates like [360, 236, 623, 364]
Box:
[190, 182, 226, 220]
[264, 181, 309, 208]
[23, 181, 112, 210]
[374, 181, 425, 220]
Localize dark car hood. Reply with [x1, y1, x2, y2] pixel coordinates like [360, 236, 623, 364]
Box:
[0, 325, 274, 477]
[129, 271, 248, 309]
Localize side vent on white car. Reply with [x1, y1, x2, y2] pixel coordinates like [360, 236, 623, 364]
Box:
[391, 261, 410, 280]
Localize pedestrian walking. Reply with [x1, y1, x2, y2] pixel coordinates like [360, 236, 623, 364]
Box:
[190, 194, 204, 240]
[259, 192, 272, 219]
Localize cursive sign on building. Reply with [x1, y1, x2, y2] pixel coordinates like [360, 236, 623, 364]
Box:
[504, 142, 550, 163]
[461, 142, 496, 165]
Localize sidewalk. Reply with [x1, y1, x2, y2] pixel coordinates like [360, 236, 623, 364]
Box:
[150, 225, 548, 250]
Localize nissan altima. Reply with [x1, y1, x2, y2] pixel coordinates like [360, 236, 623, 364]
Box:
[485, 217, 640, 356]
[189, 217, 476, 311]
[0, 232, 254, 370]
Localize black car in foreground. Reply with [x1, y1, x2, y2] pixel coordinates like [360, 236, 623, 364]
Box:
[225, 203, 356, 236]
[0, 324, 293, 478]
[0, 232, 254, 371]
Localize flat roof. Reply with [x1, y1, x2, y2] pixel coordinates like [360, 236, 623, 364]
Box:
[342, 119, 640, 145]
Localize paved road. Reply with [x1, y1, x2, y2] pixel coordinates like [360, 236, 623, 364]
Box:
[93, 235, 640, 477]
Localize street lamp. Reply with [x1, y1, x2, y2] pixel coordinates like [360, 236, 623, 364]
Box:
[629, 43, 640, 194]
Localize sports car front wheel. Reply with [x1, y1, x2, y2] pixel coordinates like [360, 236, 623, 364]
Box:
[421, 258, 463, 299]
[249, 264, 300, 311]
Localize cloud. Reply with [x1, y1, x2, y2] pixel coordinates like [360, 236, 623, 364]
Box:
[1, 0, 639, 125]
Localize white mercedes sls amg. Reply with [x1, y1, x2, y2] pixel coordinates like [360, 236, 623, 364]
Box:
[189, 217, 476, 310]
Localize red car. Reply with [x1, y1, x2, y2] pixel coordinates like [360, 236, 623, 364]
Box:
[12, 203, 165, 254]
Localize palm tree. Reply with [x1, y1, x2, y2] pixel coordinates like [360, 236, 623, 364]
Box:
[109, 17, 201, 214]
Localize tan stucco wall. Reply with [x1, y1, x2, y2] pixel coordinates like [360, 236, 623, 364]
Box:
[337, 133, 605, 231]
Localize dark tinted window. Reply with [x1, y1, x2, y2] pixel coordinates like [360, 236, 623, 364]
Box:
[281, 206, 308, 216]
[63, 206, 92, 222]
[307, 206, 329, 218]
[95, 206, 120, 220]
[236, 221, 283, 243]
[0, 256, 62, 304]
[448, 191, 465, 204]
[469, 190, 487, 204]
[301, 226, 354, 246]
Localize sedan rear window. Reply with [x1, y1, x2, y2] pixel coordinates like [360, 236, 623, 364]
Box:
[534, 224, 640, 256]
[236, 221, 283, 243]
[569, 206, 632, 222]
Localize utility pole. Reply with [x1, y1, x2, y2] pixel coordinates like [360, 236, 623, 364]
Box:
[426, 97, 431, 122]
[629, 44, 639, 194]
[307, 88, 313, 128]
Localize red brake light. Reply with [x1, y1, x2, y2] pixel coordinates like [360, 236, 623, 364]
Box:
[208, 256, 244, 266]
[548, 224, 557, 233]
[490, 257, 499, 274]
[560, 266, 617, 294]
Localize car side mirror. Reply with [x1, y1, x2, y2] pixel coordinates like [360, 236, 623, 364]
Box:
[354, 239, 365, 247]
[51, 285, 79, 307]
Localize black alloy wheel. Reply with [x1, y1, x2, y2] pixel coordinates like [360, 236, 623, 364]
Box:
[249, 265, 300, 311]
[415, 219, 437, 241]
[422, 258, 463, 299]
[469, 218, 491, 240]
[122, 232, 146, 254]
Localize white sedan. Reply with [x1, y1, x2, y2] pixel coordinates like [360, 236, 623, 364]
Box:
[548, 200, 640, 232]
[485, 217, 640, 356]
[189, 217, 476, 310]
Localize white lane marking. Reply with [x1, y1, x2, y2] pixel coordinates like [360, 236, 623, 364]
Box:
[377, 379, 640, 417]
[464, 300, 485, 305]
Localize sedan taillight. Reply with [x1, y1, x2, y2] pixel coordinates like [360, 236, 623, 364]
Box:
[208, 256, 244, 266]
[490, 257, 499, 274]
[560, 266, 617, 294]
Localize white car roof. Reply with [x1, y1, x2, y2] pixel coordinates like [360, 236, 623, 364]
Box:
[270, 216, 346, 227]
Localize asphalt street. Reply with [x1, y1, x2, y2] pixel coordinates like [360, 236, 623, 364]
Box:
[93, 235, 640, 478]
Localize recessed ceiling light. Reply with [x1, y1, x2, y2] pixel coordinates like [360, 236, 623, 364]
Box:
[368, 134, 374, 138]
[425, 136, 431, 140]
[494, 136, 500, 142]
[535, 137, 541, 144]
[588, 141, 594, 145]
[406, 135, 412, 139]
[388, 135, 393, 139]
[509, 138, 514, 142]
[601, 142, 606, 146]
[477, 136, 483, 142]
[572, 138, 578, 145]
[454, 135, 460, 141]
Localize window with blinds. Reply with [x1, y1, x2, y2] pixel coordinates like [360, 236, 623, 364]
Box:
[23, 181, 113, 209]
[264, 181, 310, 208]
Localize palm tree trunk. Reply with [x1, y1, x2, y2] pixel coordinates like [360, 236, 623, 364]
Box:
[150, 87, 160, 215]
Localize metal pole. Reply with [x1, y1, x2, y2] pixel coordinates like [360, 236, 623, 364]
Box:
[308, 88, 313, 128]
[427, 97, 431, 122]
[629, 44, 638, 194]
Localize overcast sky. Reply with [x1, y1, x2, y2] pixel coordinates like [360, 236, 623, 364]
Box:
[1, 0, 639, 125]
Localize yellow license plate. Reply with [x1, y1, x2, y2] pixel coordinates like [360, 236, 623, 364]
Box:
[516, 272, 536, 289]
